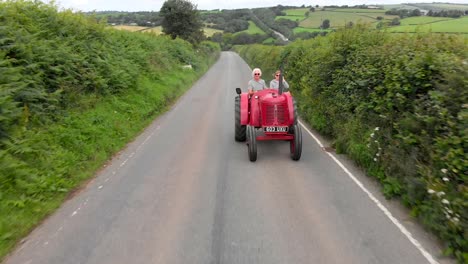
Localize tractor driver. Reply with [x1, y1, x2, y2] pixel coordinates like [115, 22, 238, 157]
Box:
[247, 68, 268, 96]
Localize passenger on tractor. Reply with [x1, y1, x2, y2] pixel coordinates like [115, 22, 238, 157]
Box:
[269, 70, 289, 91]
[247, 68, 268, 96]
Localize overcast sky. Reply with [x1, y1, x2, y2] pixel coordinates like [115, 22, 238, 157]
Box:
[42, 0, 468, 12]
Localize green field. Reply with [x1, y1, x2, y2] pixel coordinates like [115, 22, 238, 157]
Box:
[282, 6, 468, 34]
[236, 20, 266, 35]
[389, 16, 468, 33]
[409, 3, 468, 11]
[276, 15, 304, 21]
[400, 16, 454, 26]
[284, 8, 309, 16]
[262, 37, 276, 44]
[276, 8, 308, 22]
[326, 8, 386, 13]
[299, 10, 395, 28]
[383, 4, 418, 10]
[293, 27, 327, 33]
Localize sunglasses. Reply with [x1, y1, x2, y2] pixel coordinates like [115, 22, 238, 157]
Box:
[254, 73, 261, 75]
[275, 74, 280, 76]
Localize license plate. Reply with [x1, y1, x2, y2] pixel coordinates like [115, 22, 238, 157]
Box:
[263, 126, 288, 132]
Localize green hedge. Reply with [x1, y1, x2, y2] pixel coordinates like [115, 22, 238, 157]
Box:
[0, 0, 220, 259]
[234, 25, 467, 262]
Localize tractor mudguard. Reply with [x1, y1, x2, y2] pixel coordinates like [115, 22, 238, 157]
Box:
[286, 92, 295, 123]
[249, 96, 261, 127]
[240, 93, 249, 125]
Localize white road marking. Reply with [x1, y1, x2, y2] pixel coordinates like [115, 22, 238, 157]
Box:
[299, 120, 439, 264]
[120, 159, 129, 167]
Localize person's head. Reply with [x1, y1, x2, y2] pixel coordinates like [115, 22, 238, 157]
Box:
[252, 68, 262, 80]
[274, 70, 281, 80]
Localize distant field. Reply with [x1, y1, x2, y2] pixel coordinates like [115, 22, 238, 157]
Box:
[237, 20, 266, 35]
[142, 26, 162, 34]
[276, 15, 304, 21]
[299, 10, 390, 28]
[284, 8, 309, 16]
[113, 25, 220, 37]
[326, 8, 386, 13]
[409, 3, 468, 11]
[262, 37, 276, 44]
[112, 25, 147, 31]
[293, 27, 326, 33]
[276, 8, 308, 21]
[203, 27, 223, 37]
[400, 16, 454, 26]
[389, 16, 468, 33]
[383, 4, 418, 10]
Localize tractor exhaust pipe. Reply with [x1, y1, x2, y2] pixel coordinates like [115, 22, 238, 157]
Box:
[278, 63, 284, 95]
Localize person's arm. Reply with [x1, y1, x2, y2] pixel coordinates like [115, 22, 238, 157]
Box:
[247, 80, 254, 95]
[283, 79, 289, 89]
[270, 80, 275, 89]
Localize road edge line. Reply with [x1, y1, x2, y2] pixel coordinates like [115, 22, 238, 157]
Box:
[299, 120, 439, 264]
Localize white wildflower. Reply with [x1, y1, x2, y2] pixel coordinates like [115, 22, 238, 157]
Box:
[373, 158, 378, 162]
[376, 153, 380, 157]
[370, 133, 375, 138]
[442, 199, 450, 205]
[452, 217, 459, 223]
[375, 127, 380, 131]
[378, 147, 382, 150]
[437, 191, 445, 197]
[427, 189, 435, 194]
[446, 214, 451, 219]
[441, 168, 448, 174]
[448, 210, 453, 214]
[374, 140, 378, 143]
[443, 177, 449, 182]
[367, 144, 370, 148]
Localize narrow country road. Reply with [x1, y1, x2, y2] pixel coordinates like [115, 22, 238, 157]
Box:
[4, 52, 452, 264]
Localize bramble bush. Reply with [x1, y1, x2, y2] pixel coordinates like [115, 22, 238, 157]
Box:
[0, 0, 220, 259]
[235, 25, 467, 262]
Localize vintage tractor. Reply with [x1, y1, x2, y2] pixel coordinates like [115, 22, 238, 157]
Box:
[234, 73, 302, 162]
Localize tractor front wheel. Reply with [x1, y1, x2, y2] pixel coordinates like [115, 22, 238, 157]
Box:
[247, 125, 257, 162]
[290, 124, 302, 161]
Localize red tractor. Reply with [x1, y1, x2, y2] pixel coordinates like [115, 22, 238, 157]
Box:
[234, 75, 302, 162]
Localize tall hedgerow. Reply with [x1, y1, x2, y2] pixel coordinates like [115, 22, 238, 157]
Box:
[0, 0, 219, 259]
[235, 25, 467, 262]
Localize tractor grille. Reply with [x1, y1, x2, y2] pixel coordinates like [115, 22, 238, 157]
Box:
[262, 101, 289, 126]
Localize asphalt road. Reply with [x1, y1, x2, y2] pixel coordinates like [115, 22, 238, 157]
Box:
[4, 52, 452, 264]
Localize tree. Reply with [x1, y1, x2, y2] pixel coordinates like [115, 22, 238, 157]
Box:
[160, 0, 204, 44]
[411, 9, 421, 17]
[321, 19, 330, 29]
[390, 17, 400, 26]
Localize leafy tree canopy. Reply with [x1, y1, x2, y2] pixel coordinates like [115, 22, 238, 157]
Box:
[160, 0, 204, 44]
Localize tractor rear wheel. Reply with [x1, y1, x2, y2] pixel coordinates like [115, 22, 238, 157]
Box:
[290, 124, 302, 161]
[247, 125, 257, 162]
[235, 96, 246, 142]
[293, 98, 298, 125]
